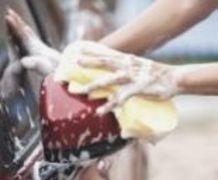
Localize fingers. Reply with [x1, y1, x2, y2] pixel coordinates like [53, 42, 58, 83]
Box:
[97, 85, 140, 115]
[21, 56, 56, 76]
[5, 8, 60, 61]
[5, 9, 60, 76]
[78, 55, 126, 71]
[70, 72, 129, 94]
[5, 8, 36, 43]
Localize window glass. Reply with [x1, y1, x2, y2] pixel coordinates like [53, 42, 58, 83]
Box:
[0, 0, 41, 170]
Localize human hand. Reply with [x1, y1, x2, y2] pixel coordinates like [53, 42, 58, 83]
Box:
[5, 8, 61, 76]
[73, 53, 180, 115]
[0, 9, 61, 98]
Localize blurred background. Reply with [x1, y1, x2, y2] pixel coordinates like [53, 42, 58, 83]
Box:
[1, 0, 218, 179]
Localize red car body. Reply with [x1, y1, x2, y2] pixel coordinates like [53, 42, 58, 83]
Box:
[40, 76, 127, 163]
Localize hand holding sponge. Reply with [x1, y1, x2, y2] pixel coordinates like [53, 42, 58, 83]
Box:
[54, 41, 178, 143]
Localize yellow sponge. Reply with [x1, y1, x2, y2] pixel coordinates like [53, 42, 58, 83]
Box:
[54, 41, 178, 143]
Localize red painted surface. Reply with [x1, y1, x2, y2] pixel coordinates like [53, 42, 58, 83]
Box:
[40, 76, 122, 150]
[0, 171, 9, 180]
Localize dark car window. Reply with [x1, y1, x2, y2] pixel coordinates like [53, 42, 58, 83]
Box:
[0, 0, 42, 175]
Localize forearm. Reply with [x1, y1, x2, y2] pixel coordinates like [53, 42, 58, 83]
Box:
[175, 63, 218, 95]
[100, 0, 217, 54]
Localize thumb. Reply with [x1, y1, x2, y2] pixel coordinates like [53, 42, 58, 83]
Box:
[21, 56, 57, 76]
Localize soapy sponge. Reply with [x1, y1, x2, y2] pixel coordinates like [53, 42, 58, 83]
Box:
[54, 41, 178, 143]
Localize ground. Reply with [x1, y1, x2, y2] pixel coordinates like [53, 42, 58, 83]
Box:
[148, 96, 218, 180]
